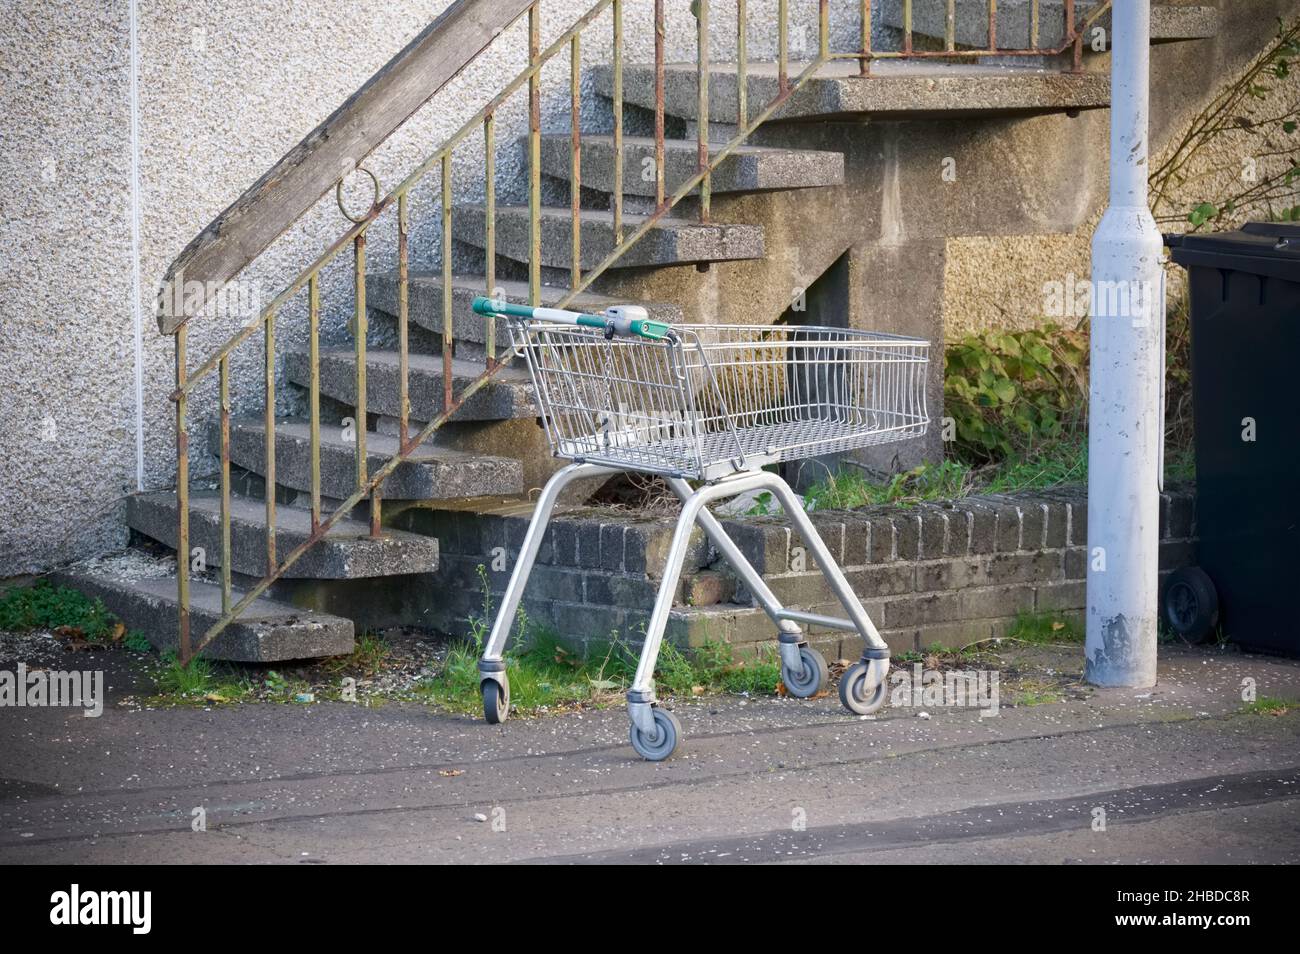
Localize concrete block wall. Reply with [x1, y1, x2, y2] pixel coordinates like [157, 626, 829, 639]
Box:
[420, 484, 1197, 660]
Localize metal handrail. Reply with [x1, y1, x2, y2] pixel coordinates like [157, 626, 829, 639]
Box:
[169, 0, 1108, 663]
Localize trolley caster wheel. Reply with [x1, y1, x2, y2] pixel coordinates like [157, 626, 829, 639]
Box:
[629, 707, 681, 761]
[1162, 566, 1219, 643]
[481, 677, 510, 725]
[839, 660, 887, 715]
[781, 645, 828, 699]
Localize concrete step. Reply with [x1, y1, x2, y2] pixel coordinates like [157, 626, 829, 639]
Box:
[593, 59, 1109, 122]
[1090, 4, 1220, 46]
[126, 492, 440, 580]
[452, 204, 764, 269]
[536, 134, 844, 196]
[283, 347, 536, 423]
[877, 2, 1218, 49]
[51, 566, 354, 662]
[215, 418, 524, 501]
[365, 272, 685, 350]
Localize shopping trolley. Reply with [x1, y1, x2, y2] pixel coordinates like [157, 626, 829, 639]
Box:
[470, 296, 929, 760]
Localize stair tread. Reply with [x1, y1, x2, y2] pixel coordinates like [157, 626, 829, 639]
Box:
[217, 418, 525, 500]
[877, 1, 1218, 46]
[365, 273, 685, 345]
[540, 133, 841, 157]
[594, 59, 1110, 122]
[127, 491, 440, 579]
[454, 203, 764, 268]
[282, 348, 537, 421]
[465, 203, 756, 227]
[51, 567, 354, 662]
[536, 134, 844, 195]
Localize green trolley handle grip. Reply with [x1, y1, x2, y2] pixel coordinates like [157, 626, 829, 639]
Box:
[472, 296, 672, 341]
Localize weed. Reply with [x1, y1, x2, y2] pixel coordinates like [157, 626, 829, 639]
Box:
[156, 652, 216, 698]
[1006, 610, 1085, 645]
[0, 581, 120, 642]
[1013, 688, 1062, 707]
[123, 630, 154, 653]
[1242, 696, 1293, 716]
[321, 630, 390, 676]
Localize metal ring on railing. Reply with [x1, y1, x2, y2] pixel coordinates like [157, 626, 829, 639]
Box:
[336, 165, 381, 224]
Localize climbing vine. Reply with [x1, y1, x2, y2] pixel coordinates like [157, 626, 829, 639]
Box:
[1150, 16, 1300, 229]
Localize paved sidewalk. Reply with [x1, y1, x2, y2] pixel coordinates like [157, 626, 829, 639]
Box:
[1, 644, 1298, 864]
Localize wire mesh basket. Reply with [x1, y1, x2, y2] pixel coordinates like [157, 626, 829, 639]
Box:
[508, 321, 930, 481]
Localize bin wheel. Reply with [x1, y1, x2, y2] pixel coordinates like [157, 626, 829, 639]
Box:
[629, 707, 681, 761]
[781, 645, 829, 698]
[1161, 566, 1219, 643]
[839, 660, 888, 715]
[482, 676, 510, 725]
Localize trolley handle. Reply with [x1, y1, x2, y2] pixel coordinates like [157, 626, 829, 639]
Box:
[471, 296, 673, 341]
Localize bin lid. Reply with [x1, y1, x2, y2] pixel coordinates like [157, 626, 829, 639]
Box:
[1169, 222, 1300, 279]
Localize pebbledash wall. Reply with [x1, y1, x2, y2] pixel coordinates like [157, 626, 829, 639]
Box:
[411, 484, 1197, 657]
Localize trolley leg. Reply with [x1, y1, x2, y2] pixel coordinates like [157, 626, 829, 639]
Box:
[665, 477, 806, 674]
[627, 472, 776, 754]
[479, 462, 620, 721]
[761, 474, 892, 713]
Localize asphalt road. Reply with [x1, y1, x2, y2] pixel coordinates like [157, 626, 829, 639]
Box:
[2, 646, 1298, 864]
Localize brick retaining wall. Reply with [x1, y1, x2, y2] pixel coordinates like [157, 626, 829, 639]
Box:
[414, 483, 1197, 660]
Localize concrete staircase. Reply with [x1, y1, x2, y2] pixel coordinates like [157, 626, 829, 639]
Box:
[86, 4, 1225, 660]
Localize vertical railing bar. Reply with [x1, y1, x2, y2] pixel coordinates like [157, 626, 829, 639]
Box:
[484, 113, 497, 365]
[1030, 0, 1039, 50]
[308, 275, 321, 532]
[219, 355, 232, 614]
[655, 0, 666, 208]
[818, 0, 828, 59]
[174, 325, 191, 663]
[442, 152, 454, 415]
[571, 33, 582, 288]
[1067, 0, 1082, 72]
[904, 0, 913, 54]
[861, 0, 872, 76]
[354, 233, 368, 494]
[264, 307, 277, 574]
[697, 0, 710, 224]
[529, 3, 543, 300]
[397, 193, 410, 448]
[988, 0, 997, 52]
[946, 0, 957, 51]
[611, 0, 624, 246]
[777, 0, 788, 93]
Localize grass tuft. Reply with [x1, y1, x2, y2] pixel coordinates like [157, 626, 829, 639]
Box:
[1006, 610, 1085, 644]
[1242, 696, 1293, 716]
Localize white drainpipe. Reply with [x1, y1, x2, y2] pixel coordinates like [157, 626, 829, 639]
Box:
[129, 0, 146, 491]
[1085, 0, 1163, 687]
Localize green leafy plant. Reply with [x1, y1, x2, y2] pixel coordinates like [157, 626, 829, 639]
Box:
[944, 325, 1089, 464]
[123, 630, 153, 653]
[0, 581, 120, 641]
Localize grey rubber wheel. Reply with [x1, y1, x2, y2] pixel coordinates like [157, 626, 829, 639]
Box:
[482, 677, 510, 725]
[782, 645, 828, 698]
[629, 707, 681, 761]
[839, 661, 887, 715]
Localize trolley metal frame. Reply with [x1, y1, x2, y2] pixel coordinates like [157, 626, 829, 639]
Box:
[471, 297, 929, 760]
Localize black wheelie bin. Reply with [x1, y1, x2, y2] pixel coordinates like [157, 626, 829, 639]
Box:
[1165, 222, 1300, 655]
